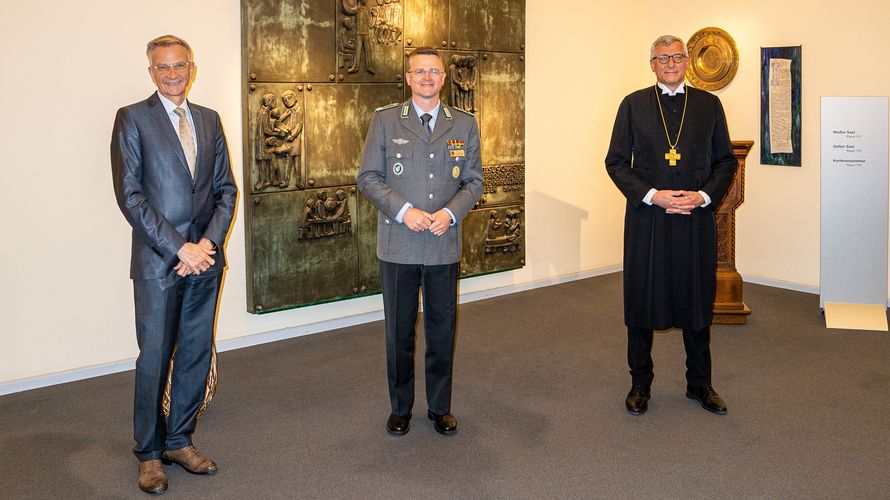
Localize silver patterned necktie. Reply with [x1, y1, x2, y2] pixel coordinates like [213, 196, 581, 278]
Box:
[420, 113, 433, 139]
[173, 107, 196, 178]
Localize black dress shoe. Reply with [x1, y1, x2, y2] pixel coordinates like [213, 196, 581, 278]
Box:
[625, 385, 650, 415]
[386, 413, 411, 435]
[427, 410, 458, 435]
[686, 385, 727, 414]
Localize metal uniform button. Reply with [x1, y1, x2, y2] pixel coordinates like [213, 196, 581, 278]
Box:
[385, 219, 390, 224]
[396, 153, 401, 158]
[429, 173, 434, 178]
[429, 193, 434, 199]
[429, 153, 434, 159]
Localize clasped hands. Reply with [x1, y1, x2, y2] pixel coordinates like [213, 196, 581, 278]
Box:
[403, 207, 452, 236]
[651, 190, 704, 215]
[174, 238, 216, 277]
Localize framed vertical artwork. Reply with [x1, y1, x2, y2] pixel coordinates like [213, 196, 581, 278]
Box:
[760, 46, 802, 166]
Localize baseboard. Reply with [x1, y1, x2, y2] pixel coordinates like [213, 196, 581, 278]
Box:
[0, 265, 622, 397]
[741, 273, 819, 295]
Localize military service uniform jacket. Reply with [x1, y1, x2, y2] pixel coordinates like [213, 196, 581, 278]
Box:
[357, 100, 484, 265]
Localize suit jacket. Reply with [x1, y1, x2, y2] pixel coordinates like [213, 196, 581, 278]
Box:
[111, 93, 238, 279]
[357, 100, 484, 265]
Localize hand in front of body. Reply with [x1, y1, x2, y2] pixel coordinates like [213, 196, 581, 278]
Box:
[403, 207, 433, 232]
[176, 241, 216, 275]
[428, 210, 453, 236]
[652, 190, 704, 215]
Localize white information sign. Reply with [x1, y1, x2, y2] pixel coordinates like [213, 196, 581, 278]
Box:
[820, 96, 889, 314]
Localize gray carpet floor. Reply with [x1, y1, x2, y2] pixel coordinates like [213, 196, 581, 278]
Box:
[2, 272, 889, 499]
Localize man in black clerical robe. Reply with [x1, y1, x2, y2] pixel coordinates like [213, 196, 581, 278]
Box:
[605, 35, 737, 416]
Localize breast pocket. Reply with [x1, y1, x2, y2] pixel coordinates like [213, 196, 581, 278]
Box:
[385, 147, 413, 181]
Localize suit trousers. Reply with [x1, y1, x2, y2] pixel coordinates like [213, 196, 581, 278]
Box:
[131, 270, 222, 461]
[380, 260, 459, 416]
[627, 326, 712, 387]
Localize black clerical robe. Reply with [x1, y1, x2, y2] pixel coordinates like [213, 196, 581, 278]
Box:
[605, 85, 737, 330]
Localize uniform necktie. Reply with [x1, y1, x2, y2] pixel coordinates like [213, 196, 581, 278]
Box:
[174, 107, 196, 178]
[420, 113, 433, 139]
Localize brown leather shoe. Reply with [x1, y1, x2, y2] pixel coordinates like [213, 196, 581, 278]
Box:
[138, 459, 167, 494]
[161, 445, 218, 475]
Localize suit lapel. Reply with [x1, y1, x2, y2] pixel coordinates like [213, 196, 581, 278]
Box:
[191, 103, 205, 181]
[147, 93, 193, 181]
[429, 106, 453, 144]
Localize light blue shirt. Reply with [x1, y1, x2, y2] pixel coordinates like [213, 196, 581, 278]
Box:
[157, 91, 197, 155]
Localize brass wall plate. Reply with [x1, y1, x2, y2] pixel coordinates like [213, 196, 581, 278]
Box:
[686, 27, 739, 91]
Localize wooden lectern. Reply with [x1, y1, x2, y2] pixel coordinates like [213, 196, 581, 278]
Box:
[713, 140, 753, 324]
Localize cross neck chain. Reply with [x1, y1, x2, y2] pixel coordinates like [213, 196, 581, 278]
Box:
[655, 85, 688, 166]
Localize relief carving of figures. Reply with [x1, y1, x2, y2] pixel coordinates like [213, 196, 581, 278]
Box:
[299, 189, 352, 239]
[254, 90, 304, 191]
[255, 93, 285, 190]
[371, 0, 402, 45]
[341, 0, 376, 74]
[484, 208, 522, 253]
[340, 0, 401, 74]
[449, 54, 477, 114]
[338, 17, 357, 70]
[275, 89, 304, 189]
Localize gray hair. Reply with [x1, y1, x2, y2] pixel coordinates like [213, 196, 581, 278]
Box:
[146, 34, 193, 62]
[650, 35, 687, 58]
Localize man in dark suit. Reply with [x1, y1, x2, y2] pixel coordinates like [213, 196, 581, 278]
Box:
[357, 47, 483, 436]
[605, 35, 737, 417]
[111, 35, 237, 494]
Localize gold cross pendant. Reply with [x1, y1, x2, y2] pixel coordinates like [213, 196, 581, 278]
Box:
[665, 147, 681, 166]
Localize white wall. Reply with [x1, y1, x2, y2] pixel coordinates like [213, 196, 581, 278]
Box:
[2, 0, 888, 387]
[0, 0, 638, 386]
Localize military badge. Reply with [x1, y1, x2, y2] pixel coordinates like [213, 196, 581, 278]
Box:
[447, 139, 465, 158]
[452, 166, 460, 178]
[392, 138, 410, 145]
[393, 162, 404, 176]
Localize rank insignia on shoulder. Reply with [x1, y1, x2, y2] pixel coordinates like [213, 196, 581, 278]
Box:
[442, 107, 452, 120]
[449, 106, 475, 117]
[375, 102, 400, 112]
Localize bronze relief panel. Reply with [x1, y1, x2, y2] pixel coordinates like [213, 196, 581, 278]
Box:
[243, 0, 337, 83]
[477, 163, 525, 209]
[304, 83, 404, 189]
[479, 52, 525, 165]
[336, 0, 405, 83]
[403, 0, 449, 50]
[449, 0, 525, 53]
[248, 188, 361, 313]
[246, 83, 307, 194]
[460, 205, 525, 277]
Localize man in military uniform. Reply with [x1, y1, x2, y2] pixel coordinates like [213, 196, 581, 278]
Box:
[357, 47, 483, 436]
[605, 35, 737, 416]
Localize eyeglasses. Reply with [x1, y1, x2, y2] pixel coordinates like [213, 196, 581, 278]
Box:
[150, 62, 193, 73]
[651, 54, 687, 64]
[410, 68, 443, 77]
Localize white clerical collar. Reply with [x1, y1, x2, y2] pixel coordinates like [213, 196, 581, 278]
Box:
[657, 82, 685, 96]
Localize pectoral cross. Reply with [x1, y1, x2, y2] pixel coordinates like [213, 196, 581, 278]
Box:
[665, 147, 681, 167]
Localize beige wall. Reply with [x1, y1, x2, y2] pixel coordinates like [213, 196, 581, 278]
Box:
[1, 0, 888, 385]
